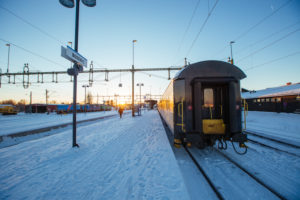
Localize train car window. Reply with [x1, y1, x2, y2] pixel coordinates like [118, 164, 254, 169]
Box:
[203, 88, 214, 107]
[271, 98, 276, 102]
[266, 98, 270, 102]
[253, 99, 256, 103]
[276, 97, 281, 102]
[257, 99, 261, 102]
[261, 98, 265, 102]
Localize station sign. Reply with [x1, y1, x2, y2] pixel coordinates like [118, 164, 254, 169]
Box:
[61, 46, 87, 68]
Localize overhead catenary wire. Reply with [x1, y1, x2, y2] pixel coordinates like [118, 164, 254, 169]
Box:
[138, 71, 170, 80]
[234, 0, 293, 42]
[219, 20, 300, 61]
[186, 0, 219, 57]
[172, 0, 202, 64]
[0, 5, 105, 71]
[211, 0, 293, 58]
[0, 38, 66, 69]
[244, 50, 300, 71]
[236, 27, 300, 63]
[0, 5, 65, 45]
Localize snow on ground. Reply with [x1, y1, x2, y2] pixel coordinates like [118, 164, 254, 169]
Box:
[0, 110, 190, 200]
[243, 111, 300, 146]
[1, 109, 300, 199]
[0, 110, 120, 136]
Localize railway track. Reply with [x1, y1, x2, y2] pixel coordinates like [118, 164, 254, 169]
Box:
[184, 147, 224, 200]
[0, 112, 129, 148]
[214, 149, 286, 200]
[245, 131, 300, 149]
[186, 147, 286, 200]
[245, 131, 300, 157]
[159, 113, 287, 199]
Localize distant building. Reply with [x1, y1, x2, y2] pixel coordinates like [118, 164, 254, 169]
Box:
[242, 83, 300, 113]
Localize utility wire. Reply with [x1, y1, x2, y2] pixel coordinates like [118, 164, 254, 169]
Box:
[0, 5, 65, 45]
[238, 20, 300, 55]
[244, 50, 300, 71]
[173, 0, 201, 63]
[0, 5, 104, 70]
[0, 38, 66, 68]
[138, 71, 169, 80]
[186, 0, 219, 57]
[237, 27, 300, 63]
[234, 0, 293, 42]
[219, 20, 300, 61]
[211, 0, 293, 58]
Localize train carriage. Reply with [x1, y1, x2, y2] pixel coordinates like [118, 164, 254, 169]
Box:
[159, 60, 247, 149]
[0, 104, 18, 115]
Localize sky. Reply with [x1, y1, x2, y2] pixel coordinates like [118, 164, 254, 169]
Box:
[0, 0, 299, 104]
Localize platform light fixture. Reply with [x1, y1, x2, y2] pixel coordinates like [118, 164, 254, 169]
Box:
[132, 40, 137, 117]
[137, 83, 144, 115]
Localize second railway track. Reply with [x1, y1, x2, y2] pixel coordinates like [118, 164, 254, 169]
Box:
[245, 131, 300, 157]
[0, 112, 128, 148]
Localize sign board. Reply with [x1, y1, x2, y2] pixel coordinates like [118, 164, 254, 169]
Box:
[61, 46, 87, 68]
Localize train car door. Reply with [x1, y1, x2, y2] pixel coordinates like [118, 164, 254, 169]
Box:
[201, 84, 229, 135]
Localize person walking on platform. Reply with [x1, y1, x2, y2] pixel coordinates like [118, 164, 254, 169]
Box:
[118, 107, 124, 118]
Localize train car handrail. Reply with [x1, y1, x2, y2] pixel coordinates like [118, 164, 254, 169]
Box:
[243, 99, 248, 130]
[176, 98, 186, 132]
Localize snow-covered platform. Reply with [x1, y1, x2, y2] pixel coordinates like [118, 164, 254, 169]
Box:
[0, 110, 190, 199]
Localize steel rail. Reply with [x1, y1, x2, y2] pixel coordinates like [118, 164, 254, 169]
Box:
[216, 149, 286, 200]
[158, 112, 224, 200]
[184, 147, 224, 200]
[245, 131, 300, 149]
[247, 138, 300, 158]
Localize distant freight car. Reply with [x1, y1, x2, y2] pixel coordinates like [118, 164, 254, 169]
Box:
[158, 60, 247, 151]
[0, 104, 18, 115]
[56, 104, 81, 114]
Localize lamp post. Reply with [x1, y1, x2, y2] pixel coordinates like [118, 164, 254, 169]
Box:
[82, 84, 89, 112]
[68, 41, 73, 82]
[137, 83, 144, 115]
[6, 43, 10, 74]
[59, 0, 96, 148]
[132, 40, 137, 117]
[230, 41, 235, 64]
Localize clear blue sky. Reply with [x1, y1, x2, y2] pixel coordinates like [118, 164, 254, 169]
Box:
[0, 0, 299, 103]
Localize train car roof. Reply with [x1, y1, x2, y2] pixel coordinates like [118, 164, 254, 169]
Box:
[242, 82, 300, 99]
[174, 60, 246, 80]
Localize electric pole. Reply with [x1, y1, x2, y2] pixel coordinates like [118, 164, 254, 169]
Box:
[230, 41, 235, 64]
[132, 40, 137, 117]
[30, 91, 32, 113]
[46, 89, 49, 105]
